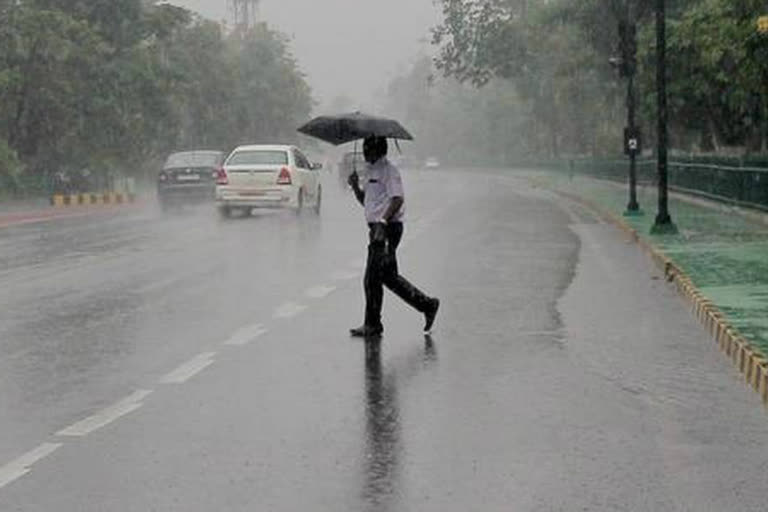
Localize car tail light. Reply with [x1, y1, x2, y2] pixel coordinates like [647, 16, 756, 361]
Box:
[215, 167, 228, 185]
[277, 166, 292, 185]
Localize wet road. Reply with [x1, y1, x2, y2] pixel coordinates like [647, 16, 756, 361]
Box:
[0, 169, 766, 511]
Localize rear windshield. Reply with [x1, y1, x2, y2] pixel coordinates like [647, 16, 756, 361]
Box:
[164, 152, 221, 168]
[227, 150, 289, 166]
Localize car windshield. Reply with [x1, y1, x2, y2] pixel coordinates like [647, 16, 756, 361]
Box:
[164, 152, 221, 168]
[227, 150, 289, 166]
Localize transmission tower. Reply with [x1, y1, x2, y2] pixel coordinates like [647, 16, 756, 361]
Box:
[228, 0, 260, 31]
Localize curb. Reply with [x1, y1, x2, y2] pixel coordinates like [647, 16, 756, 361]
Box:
[545, 185, 768, 409]
[50, 193, 136, 207]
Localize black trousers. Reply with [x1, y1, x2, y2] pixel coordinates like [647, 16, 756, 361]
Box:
[364, 222, 432, 329]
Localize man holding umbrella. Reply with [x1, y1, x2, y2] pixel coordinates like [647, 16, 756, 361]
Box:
[347, 135, 439, 338]
[298, 112, 440, 338]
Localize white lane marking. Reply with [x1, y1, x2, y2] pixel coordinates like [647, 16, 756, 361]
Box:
[224, 323, 268, 346]
[160, 353, 217, 384]
[135, 277, 181, 295]
[331, 270, 360, 281]
[273, 302, 307, 319]
[56, 390, 153, 437]
[0, 443, 63, 489]
[304, 285, 337, 299]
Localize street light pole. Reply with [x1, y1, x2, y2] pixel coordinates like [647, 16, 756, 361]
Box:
[616, 18, 642, 217]
[651, 0, 677, 234]
[625, 64, 641, 215]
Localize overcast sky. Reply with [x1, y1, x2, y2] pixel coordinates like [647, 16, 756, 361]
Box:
[170, 0, 440, 112]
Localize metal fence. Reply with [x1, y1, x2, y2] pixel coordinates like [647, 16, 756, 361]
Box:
[566, 156, 768, 211]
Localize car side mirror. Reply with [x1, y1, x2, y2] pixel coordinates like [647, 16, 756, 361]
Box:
[311, 162, 323, 170]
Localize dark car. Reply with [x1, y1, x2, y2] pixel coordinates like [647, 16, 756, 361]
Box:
[337, 151, 367, 188]
[157, 150, 224, 210]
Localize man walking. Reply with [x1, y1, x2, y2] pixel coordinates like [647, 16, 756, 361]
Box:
[348, 136, 440, 338]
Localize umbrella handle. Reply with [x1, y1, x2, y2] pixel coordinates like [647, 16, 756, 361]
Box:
[353, 139, 358, 174]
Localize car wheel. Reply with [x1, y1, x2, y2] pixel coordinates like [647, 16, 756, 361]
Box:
[218, 205, 231, 219]
[313, 186, 322, 215]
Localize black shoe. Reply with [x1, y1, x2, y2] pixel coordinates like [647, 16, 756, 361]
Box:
[423, 298, 440, 333]
[350, 325, 383, 338]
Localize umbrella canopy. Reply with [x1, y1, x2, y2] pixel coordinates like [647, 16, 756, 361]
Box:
[297, 112, 413, 146]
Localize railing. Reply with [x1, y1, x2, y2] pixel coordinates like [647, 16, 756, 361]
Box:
[565, 156, 768, 211]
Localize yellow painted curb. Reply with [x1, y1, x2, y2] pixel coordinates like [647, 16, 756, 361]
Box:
[542, 183, 768, 411]
[50, 192, 136, 207]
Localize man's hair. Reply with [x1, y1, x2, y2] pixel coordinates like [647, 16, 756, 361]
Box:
[363, 136, 388, 157]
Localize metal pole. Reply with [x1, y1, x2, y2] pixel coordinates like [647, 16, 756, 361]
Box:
[627, 74, 640, 213]
[652, 0, 677, 233]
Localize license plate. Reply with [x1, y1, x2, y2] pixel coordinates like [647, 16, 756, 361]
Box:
[240, 190, 266, 196]
[176, 174, 200, 182]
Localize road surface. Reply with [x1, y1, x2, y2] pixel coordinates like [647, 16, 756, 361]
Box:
[0, 168, 765, 511]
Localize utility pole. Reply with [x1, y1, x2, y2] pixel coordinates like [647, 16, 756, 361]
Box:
[651, 0, 677, 234]
[228, 0, 260, 32]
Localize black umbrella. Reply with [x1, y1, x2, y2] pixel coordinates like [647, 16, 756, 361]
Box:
[297, 111, 413, 146]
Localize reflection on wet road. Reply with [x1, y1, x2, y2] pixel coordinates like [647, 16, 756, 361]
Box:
[0, 169, 766, 511]
[361, 337, 436, 512]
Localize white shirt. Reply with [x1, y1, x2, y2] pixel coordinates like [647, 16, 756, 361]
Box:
[364, 157, 405, 223]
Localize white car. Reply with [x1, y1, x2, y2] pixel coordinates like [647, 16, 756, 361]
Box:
[215, 144, 322, 217]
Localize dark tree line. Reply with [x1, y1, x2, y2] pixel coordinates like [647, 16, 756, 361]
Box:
[0, 0, 313, 195]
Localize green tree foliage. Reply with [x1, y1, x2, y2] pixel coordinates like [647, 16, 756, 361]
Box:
[0, 137, 22, 196]
[431, 0, 768, 159]
[0, 0, 313, 195]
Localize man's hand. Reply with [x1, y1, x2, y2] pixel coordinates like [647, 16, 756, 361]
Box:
[348, 171, 365, 206]
[371, 222, 387, 243]
[347, 171, 359, 189]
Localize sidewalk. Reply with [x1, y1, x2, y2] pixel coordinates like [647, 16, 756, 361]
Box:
[534, 171, 768, 359]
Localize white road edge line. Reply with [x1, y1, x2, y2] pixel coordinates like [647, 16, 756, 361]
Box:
[304, 285, 337, 299]
[0, 443, 63, 490]
[273, 302, 307, 319]
[224, 324, 268, 346]
[56, 390, 153, 437]
[160, 353, 217, 384]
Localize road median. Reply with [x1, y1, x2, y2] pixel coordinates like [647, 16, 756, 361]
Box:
[533, 172, 768, 409]
[0, 196, 142, 229]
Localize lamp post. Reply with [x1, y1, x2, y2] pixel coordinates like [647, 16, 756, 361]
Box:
[625, 72, 642, 215]
[620, 19, 642, 216]
[651, 0, 677, 234]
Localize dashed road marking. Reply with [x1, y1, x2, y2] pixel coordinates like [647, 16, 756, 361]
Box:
[56, 390, 153, 437]
[160, 353, 217, 384]
[0, 443, 63, 489]
[135, 277, 182, 295]
[304, 285, 337, 299]
[273, 302, 307, 319]
[331, 270, 360, 281]
[224, 323, 268, 346]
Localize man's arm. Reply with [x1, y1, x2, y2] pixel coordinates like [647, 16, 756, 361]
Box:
[381, 196, 403, 223]
[380, 163, 405, 223]
[348, 172, 365, 206]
